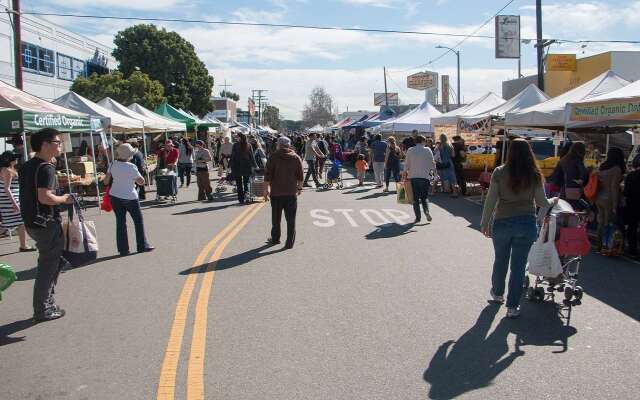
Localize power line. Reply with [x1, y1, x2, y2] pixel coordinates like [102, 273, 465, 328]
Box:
[16, 10, 640, 46]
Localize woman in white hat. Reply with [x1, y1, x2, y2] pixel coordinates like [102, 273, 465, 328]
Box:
[104, 143, 154, 256]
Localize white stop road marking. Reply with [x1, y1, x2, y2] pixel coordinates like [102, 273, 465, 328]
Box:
[310, 209, 412, 227]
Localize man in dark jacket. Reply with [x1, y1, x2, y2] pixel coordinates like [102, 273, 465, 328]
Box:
[265, 137, 304, 249]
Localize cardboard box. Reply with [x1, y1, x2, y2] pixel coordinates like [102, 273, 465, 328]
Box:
[70, 161, 94, 176]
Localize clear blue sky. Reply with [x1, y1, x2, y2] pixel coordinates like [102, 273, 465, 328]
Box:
[25, 0, 640, 118]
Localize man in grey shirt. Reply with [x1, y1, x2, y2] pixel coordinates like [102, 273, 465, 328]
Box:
[404, 135, 435, 223]
[303, 133, 323, 187]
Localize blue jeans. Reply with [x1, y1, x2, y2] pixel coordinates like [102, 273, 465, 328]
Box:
[110, 195, 150, 254]
[491, 215, 538, 308]
[410, 178, 430, 220]
[385, 164, 400, 187]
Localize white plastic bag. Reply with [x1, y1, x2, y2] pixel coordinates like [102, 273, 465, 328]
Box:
[63, 198, 98, 266]
[527, 218, 563, 278]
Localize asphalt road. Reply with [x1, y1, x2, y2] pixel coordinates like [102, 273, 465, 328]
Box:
[1, 168, 639, 400]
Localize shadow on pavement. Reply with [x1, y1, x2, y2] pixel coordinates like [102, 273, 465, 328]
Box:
[179, 244, 285, 274]
[357, 191, 393, 201]
[365, 223, 416, 240]
[172, 204, 235, 215]
[343, 187, 374, 194]
[0, 318, 37, 346]
[424, 304, 577, 399]
[429, 195, 481, 231]
[578, 253, 640, 321]
[16, 254, 128, 281]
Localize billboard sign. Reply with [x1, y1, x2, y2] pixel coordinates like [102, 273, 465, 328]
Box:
[407, 71, 438, 90]
[495, 15, 520, 59]
[546, 54, 578, 71]
[374, 92, 399, 106]
[441, 75, 450, 108]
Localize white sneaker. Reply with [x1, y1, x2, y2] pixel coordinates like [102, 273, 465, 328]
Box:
[506, 307, 521, 319]
[489, 289, 504, 304]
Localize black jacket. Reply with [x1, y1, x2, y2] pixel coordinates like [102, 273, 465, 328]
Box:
[230, 143, 256, 177]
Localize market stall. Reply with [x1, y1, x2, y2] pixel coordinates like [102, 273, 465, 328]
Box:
[377, 101, 442, 136]
[432, 92, 505, 141]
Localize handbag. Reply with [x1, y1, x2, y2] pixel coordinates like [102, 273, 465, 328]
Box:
[0, 263, 17, 301]
[63, 197, 98, 267]
[583, 171, 599, 202]
[527, 218, 563, 278]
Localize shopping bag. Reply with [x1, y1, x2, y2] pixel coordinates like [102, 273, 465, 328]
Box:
[0, 263, 17, 301]
[527, 219, 563, 278]
[396, 181, 413, 204]
[556, 225, 591, 256]
[63, 198, 98, 267]
[100, 186, 112, 212]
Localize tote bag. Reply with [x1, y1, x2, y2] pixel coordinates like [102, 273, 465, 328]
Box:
[527, 218, 563, 278]
[63, 198, 98, 266]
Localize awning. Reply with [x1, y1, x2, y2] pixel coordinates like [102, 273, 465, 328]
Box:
[0, 80, 92, 133]
[98, 97, 168, 132]
[432, 92, 505, 126]
[378, 101, 442, 134]
[127, 103, 187, 132]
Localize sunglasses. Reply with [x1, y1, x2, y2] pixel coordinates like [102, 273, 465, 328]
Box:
[47, 140, 62, 145]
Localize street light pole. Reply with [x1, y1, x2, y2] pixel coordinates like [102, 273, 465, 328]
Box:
[536, 0, 545, 91]
[436, 45, 461, 106]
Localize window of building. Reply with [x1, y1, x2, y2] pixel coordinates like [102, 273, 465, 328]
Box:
[21, 42, 54, 76]
[57, 53, 85, 81]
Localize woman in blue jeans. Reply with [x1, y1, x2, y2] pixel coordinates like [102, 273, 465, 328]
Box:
[480, 139, 556, 318]
[105, 144, 154, 256]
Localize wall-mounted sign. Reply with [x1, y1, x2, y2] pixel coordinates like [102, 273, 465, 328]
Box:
[546, 54, 578, 71]
[495, 15, 520, 59]
[441, 75, 450, 108]
[407, 71, 438, 90]
[374, 93, 399, 106]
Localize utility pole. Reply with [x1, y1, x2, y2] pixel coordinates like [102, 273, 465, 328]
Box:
[11, 0, 23, 89]
[536, 0, 544, 91]
[251, 89, 268, 127]
[383, 67, 389, 107]
[218, 80, 232, 93]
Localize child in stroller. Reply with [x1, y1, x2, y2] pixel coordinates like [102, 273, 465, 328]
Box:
[323, 159, 343, 189]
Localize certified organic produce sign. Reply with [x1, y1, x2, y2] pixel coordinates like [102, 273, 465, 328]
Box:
[570, 100, 640, 121]
[33, 113, 88, 129]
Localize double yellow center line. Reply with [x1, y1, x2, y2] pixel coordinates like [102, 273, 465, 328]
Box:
[157, 202, 265, 400]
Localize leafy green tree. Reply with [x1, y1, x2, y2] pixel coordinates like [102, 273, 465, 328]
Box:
[261, 105, 282, 130]
[220, 90, 240, 102]
[112, 24, 214, 115]
[71, 71, 165, 109]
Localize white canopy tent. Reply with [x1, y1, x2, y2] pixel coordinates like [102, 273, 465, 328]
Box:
[432, 92, 505, 126]
[307, 124, 326, 134]
[127, 103, 187, 132]
[505, 70, 630, 129]
[460, 84, 549, 125]
[98, 97, 166, 132]
[378, 101, 442, 134]
[54, 92, 144, 132]
[565, 79, 640, 129]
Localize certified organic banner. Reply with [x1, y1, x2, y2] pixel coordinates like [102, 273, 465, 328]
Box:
[570, 99, 640, 122]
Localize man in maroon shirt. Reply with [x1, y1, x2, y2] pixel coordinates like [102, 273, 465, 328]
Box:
[265, 136, 304, 249]
[158, 140, 179, 172]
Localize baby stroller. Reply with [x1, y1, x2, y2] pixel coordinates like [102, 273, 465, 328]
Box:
[247, 170, 268, 202]
[155, 170, 178, 203]
[323, 159, 343, 189]
[215, 170, 234, 193]
[525, 199, 591, 308]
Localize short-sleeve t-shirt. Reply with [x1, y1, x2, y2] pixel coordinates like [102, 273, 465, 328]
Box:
[372, 140, 388, 162]
[19, 157, 61, 228]
[108, 160, 142, 200]
[304, 140, 318, 161]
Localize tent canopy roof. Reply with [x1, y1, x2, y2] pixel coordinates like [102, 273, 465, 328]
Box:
[0, 80, 92, 133]
[379, 101, 443, 134]
[54, 92, 143, 132]
[505, 70, 630, 129]
[432, 92, 505, 126]
[565, 79, 640, 129]
[98, 97, 171, 132]
[127, 103, 187, 132]
[460, 84, 549, 124]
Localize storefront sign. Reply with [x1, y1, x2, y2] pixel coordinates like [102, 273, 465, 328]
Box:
[547, 54, 577, 72]
[495, 15, 520, 59]
[569, 99, 640, 122]
[408, 71, 438, 90]
[373, 93, 398, 106]
[457, 117, 491, 134]
[32, 113, 89, 130]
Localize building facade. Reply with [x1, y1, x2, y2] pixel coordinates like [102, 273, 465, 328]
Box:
[503, 51, 640, 100]
[210, 97, 238, 123]
[0, 2, 116, 101]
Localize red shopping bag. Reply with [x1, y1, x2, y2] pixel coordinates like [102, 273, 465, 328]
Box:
[556, 225, 591, 256]
[100, 186, 113, 212]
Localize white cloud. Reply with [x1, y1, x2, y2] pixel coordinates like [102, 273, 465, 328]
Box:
[520, 2, 625, 37]
[339, 0, 397, 7]
[232, 7, 286, 24]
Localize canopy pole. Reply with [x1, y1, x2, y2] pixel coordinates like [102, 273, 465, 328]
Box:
[109, 127, 115, 165]
[606, 133, 610, 153]
[63, 134, 72, 195]
[142, 123, 150, 184]
[21, 130, 28, 162]
[501, 130, 508, 165]
[89, 130, 101, 214]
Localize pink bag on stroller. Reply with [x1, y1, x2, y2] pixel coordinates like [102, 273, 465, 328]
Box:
[556, 225, 591, 256]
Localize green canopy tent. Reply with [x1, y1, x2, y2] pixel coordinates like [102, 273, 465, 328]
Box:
[154, 102, 218, 135]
